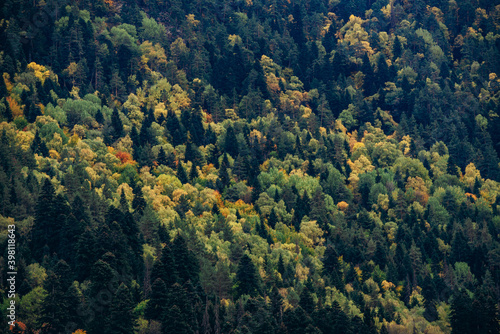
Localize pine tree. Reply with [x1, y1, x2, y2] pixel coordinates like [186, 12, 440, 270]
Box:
[171, 235, 199, 284]
[145, 278, 169, 321]
[111, 108, 124, 140]
[152, 245, 179, 288]
[88, 259, 117, 333]
[450, 290, 473, 334]
[95, 109, 104, 124]
[32, 179, 57, 261]
[109, 283, 137, 334]
[393, 36, 402, 59]
[218, 153, 230, 189]
[41, 261, 80, 333]
[132, 183, 146, 214]
[177, 161, 188, 184]
[162, 283, 197, 334]
[299, 286, 315, 314]
[26, 102, 42, 123]
[2, 99, 13, 122]
[166, 110, 185, 146]
[268, 208, 278, 229]
[189, 162, 199, 181]
[189, 107, 205, 146]
[31, 131, 49, 157]
[157, 146, 168, 166]
[224, 126, 239, 158]
[235, 254, 261, 298]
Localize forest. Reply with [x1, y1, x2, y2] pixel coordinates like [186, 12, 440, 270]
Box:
[0, 0, 500, 333]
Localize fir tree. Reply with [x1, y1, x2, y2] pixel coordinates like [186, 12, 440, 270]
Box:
[189, 162, 199, 181]
[224, 126, 239, 158]
[177, 161, 188, 184]
[111, 108, 124, 140]
[109, 283, 137, 334]
[235, 254, 261, 298]
[157, 146, 168, 166]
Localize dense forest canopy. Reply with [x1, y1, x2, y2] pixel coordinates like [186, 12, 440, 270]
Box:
[1, 0, 500, 333]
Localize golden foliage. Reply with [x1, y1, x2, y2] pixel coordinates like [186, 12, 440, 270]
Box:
[381, 280, 395, 291]
[27, 62, 51, 84]
[463, 162, 482, 189]
[3, 73, 13, 92]
[406, 176, 429, 206]
[337, 201, 349, 211]
[115, 151, 135, 165]
[6, 96, 23, 118]
[465, 192, 477, 201]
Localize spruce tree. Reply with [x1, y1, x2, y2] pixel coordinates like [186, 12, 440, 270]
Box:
[268, 208, 278, 229]
[111, 108, 124, 140]
[109, 283, 137, 334]
[218, 153, 230, 189]
[224, 126, 239, 158]
[145, 278, 169, 321]
[235, 254, 261, 298]
[189, 162, 199, 181]
[157, 146, 168, 166]
[132, 183, 146, 214]
[177, 161, 188, 184]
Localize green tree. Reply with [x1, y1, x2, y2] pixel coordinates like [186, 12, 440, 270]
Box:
[235, 254, 261, 298]
[109, 283, 136, 334]
[177, 161, 188, 184]
[145, 278, 168, 321]
[224, 126, 239, 158]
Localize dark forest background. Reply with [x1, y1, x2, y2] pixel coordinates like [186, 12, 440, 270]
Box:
[1, 0, 500, 333]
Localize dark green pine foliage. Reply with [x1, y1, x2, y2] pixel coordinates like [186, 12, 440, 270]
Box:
[139, 108, 157, 146]
[59, 203, 86, 266]
[294, 191, 311, 227]
[235, 254, 261, 298]
[95, 109, 104, 124]
[224, 126, 239, 158]
[31, 179, 63, 261]
[88, 259, 117, 334]
[184, 134, 201, 164]
[189, 162, 199, 181]
[130, 125, 140, 149]
[121, 210, 143, 276]
[109, 283, 137, 334]
[75, 228, 99, 281]
[41, 260, 80, 333]
[268, 207, 278, 229]
[322, 245, 344, 290]
[152, 245, 179, 288]
[283, 306, 318, 334]
[299, 286, 315, 314]
[393, 36, 403, 59]
[361, 53, 376, 96]
[189, 108, 205, 146]
[166, 110, 185, 146]
[145, 278, 169, 321]
[25, 102, 42, 123]
[157, 146, 168, 166]
[30, 131, 49, 157]
[162, 283, 197, 334]
[132, 183, 146, 214]
[313, 301, 352, 334]
[171, 235, 199, 284]
[2, 99, 13, 122]
[111, 108, 124, 141]
[450, 290, 473, 334]
[177, 161, 188, 184]
[218, 153, 230, 189]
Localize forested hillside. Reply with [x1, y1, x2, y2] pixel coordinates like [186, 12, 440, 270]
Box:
[1, 0, 500, 333]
